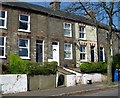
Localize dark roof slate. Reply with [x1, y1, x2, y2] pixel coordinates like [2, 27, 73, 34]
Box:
[1, 2, 94, 26]
[1, 2, 120, 32]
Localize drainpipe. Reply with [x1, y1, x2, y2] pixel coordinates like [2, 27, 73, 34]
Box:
[96, 24, 100, 62]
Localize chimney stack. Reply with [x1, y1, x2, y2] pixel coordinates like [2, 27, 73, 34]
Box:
[50, 0, 61, 10]
[84, 10, 96, 19]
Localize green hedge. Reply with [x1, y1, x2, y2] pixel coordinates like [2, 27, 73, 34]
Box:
[29, 61, 57, 75]
[8, 54, 57, 75]
[80, 62, 107, 73]
[8, 54, 30, 74]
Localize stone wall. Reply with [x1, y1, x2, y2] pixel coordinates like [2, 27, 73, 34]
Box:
[98, 28, 120, 61]
[28, 75, 56, 91]
[0, 5, 76, 67]
[75, 23, 98, 66]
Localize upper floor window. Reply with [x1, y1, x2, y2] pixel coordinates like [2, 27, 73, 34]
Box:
[0, 10, 7, 29]
[106, 32, 109, 39]
[0, 36, 6, 58]
[64, 43, 72, 59]
[64, 22, 72, 37]
[18, 14, 30, 32]
[80, 45, 87, 61]
[79, 26, 86, 40]
[18, 38, 30, 59]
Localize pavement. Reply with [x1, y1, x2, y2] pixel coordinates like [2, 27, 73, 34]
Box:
[2, 82, 119, 97]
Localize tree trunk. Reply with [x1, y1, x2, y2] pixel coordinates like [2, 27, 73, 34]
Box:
[107, 39, 112, 84]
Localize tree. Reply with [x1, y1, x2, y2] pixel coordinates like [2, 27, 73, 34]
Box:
[63, 1, 120, 84]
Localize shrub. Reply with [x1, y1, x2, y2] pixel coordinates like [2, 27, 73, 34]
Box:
[80, 62, 107, 73]
[8, 54, 30, 74]
[45, 61, 57, 74]
[28, 61, 57, 75]
[112, 53, 120, 70]
[8, 54, 57, 75]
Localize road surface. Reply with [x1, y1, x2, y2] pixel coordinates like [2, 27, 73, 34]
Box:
[70, 87, 119, 96]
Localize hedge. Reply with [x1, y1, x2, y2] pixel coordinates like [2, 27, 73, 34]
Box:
[8, 54, 57, 75]
[8, 54, 30, 74]
[29, 61, 57, 75]
[80, 62, 107, 73]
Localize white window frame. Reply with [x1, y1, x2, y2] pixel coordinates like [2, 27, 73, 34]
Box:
[79, 26, 86, 40]
[80, 45, 87, 62]
[0, 10, 7, 29]
[64, 43, 73, 59]
[0, 36, 6, 58]
[18, 38, 30, 59]
[18, 14, 30, 32]
[103, 48, 105, 62]
[63, 22, 72, 37]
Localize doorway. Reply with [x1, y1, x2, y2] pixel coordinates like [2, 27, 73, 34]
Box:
[52, 41, 59, 66]
[36, 40, 44, 62]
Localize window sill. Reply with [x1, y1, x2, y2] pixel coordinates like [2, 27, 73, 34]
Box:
[20, 57, 30, 60]
[0, 56, 6, 59]
[64, 58, 73, 60]
[64, 35, 72, 38]
[80, 60, 87, 62]
[79, 38, 87, 41]
[0, 27, 7, 29]
[18, 29, 31, 33]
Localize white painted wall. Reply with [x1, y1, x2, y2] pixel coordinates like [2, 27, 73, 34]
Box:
[63, 67, 83, 84]
[65, 74, 76, 87]
[81, 73, 107, 84]
[62, 67, 107, 85]
[0, 74, 27, 94]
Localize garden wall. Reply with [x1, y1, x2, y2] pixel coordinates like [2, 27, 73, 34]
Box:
[65, 74, 76, 87]
[28, 75, 56, 91]
[62, 67, 107, 85]
[81, 73, 107, 84]
[0, 74, 27, 94]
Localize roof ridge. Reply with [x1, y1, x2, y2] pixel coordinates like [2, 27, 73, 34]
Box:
[1, 2, 120, 32]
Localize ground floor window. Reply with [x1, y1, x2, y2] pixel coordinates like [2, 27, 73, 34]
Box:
[0, 36, 6, 58]
[64, 43, 72, 59]
[80, 45, 86, 61]
[18, 38, 30, 59]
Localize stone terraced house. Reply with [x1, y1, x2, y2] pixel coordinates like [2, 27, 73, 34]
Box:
[0, 2, 120, 73]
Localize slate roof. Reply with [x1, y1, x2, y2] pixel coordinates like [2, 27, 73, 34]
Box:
[1, 2, 94, 25]
[1, 2, 120, 32]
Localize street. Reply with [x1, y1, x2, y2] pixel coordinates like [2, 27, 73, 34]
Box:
[70, 87, 119, 96]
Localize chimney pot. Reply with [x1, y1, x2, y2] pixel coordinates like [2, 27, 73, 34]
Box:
[50, 1, 61, 10]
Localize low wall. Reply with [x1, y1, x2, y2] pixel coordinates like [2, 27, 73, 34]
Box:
[65, 74, 76, 87]
[81, 73, 107, 84]
[28, 75, 56, 91]
[60, 67, 107, 86]
[0, 74, 27, 94]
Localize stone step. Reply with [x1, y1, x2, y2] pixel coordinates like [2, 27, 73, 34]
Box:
[57, 66, 75, 75]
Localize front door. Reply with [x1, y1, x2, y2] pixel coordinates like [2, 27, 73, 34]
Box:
[52, 41, 59, 66]
[91, 46, 94, 62]
[36, 40, 44, 62]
